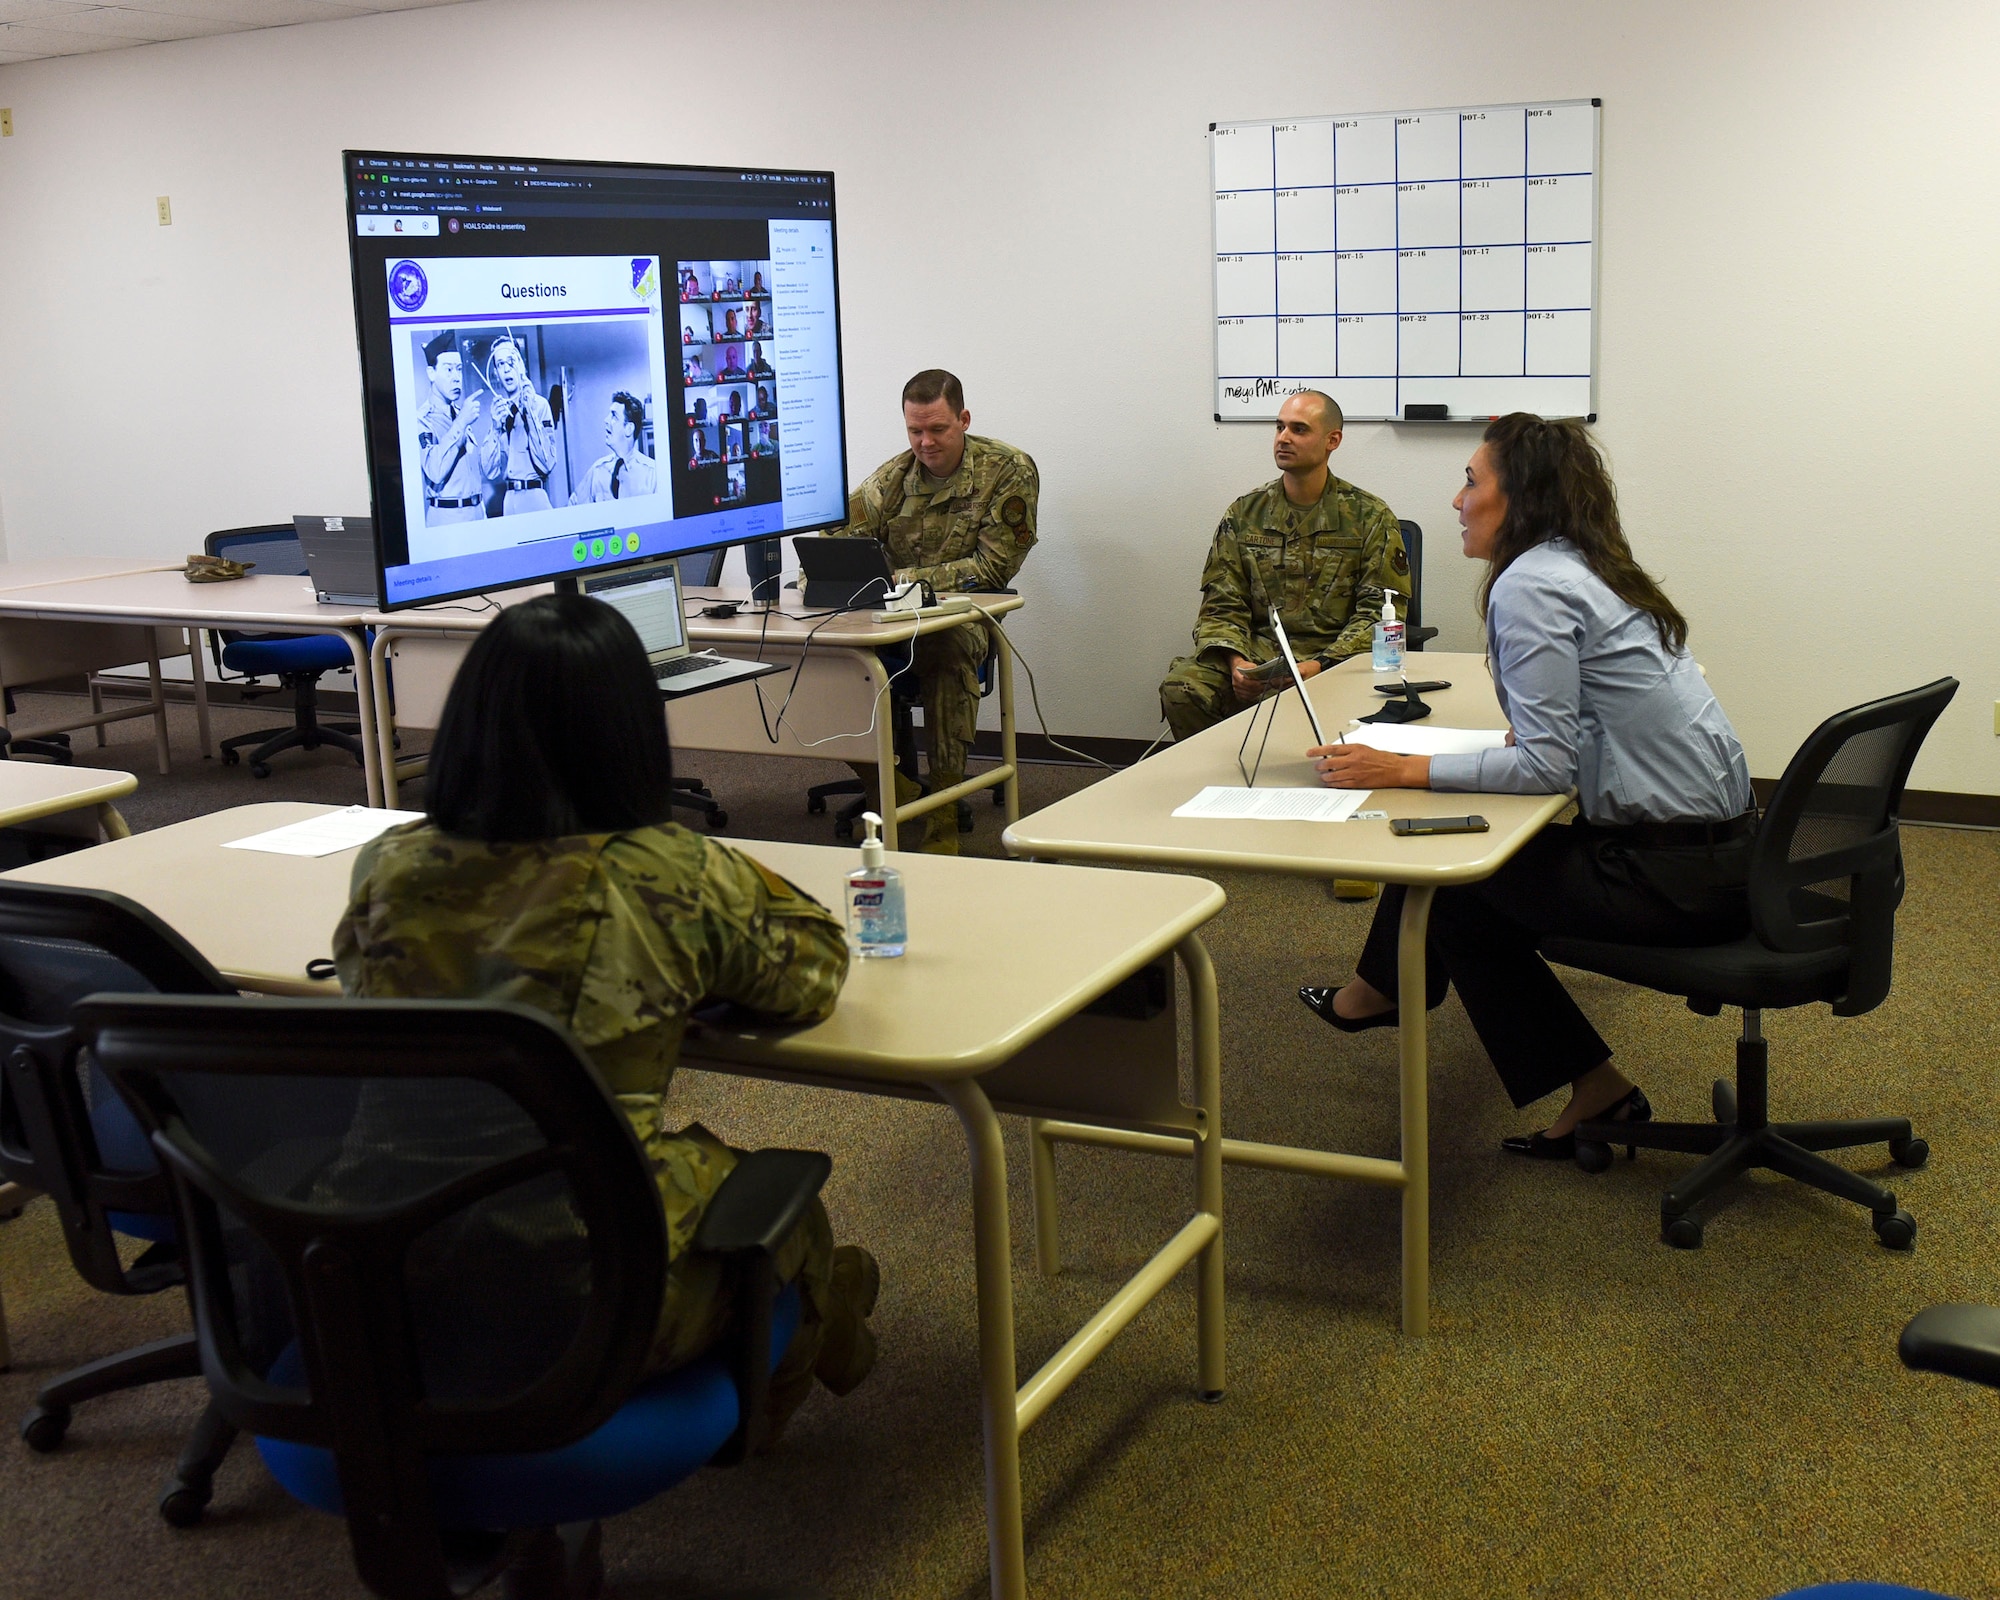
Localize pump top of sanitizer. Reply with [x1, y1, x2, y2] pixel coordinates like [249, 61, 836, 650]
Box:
[860, 811, 886, 871]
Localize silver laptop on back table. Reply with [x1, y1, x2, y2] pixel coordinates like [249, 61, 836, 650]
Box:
[581, 558, 773, 695]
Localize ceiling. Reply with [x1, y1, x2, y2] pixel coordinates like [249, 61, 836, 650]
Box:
[0, 0, 465, 65]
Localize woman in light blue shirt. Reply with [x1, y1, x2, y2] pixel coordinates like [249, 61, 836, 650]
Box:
[1306, 414, 1754, 1160]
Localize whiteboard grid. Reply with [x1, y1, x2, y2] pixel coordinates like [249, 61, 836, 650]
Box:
[1211, 99, 1600, 423]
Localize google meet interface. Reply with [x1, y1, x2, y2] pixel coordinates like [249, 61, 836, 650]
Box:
[346, 152, 846, 608]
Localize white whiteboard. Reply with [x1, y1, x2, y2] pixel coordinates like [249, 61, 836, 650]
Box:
[1211, 99, 1600, 422]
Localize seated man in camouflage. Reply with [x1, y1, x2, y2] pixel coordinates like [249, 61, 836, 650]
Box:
[1159, 389, 1410, 898]
[832, 368, 1038, 854]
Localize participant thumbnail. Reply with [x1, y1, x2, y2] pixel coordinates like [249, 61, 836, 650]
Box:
[674, 258, 781, 514]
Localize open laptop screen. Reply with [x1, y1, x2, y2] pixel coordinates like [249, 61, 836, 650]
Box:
[582, 560, 685, 661]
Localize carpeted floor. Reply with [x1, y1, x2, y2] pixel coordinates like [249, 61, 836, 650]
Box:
[1, 689, 1997, 1600]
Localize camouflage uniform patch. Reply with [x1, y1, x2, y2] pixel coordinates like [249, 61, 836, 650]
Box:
[830, 434, 1039, 790]
[1158, 474, 1411, 741]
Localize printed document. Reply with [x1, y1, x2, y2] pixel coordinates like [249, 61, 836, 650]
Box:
[223, 806, 425, 858]
[1341, 724, 1510, 756]
[1173, 786, 1370, 822]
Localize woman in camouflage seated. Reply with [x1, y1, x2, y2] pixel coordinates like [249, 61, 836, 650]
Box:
[333, 592, 880, 1425]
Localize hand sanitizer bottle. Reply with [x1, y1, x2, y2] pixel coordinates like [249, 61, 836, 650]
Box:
[1371, 591, 1405, 680]
[845, 812, 906, 958]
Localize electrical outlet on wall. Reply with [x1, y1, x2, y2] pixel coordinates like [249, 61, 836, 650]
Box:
[156, 196, 172, 225]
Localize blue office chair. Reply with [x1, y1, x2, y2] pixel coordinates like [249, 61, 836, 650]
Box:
[82, 993, 832, 1600]
[203, 525, 367, 778]
[1398, 520, 1440, 651]
[0, 881, 242, 1525]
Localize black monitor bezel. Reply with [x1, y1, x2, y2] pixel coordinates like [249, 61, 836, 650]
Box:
[342, 147, 847, 613]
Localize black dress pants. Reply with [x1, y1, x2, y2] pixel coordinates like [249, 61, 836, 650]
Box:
[1352, 821, 1753, 1109]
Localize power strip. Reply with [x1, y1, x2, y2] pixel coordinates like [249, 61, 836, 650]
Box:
[870, 596, 977, 624]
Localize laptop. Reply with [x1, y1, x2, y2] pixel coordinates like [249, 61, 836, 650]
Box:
[580, 558, 781, 696]
[792, 535, 894, 609]
[293, 514, 379, 606]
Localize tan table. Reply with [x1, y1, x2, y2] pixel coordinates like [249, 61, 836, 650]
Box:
[0, 763, 136, 841]
[1003, 652, 1571, 1337]
[366, 587, 1024, 843]
[0, 557, 204, 773]
[8, 803, 1224, 1600]
[0, 571, 380, 802]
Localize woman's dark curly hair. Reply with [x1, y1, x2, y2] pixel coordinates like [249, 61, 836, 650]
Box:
[1477, 413, 1689, 653]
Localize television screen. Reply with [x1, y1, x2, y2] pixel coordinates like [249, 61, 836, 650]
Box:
[343, 150, 846, 609]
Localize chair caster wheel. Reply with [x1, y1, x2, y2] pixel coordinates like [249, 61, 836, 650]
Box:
[158, 1481, 211, 1528]
[807, 795, 826, 814]
[1873, 1208, 1916, 1250]
[1662, 1214, 1703, 1250]
[250, 762, 272, 779]
[1573, 1140, 1613, 1175]
[834, 819, 855, 842]
[992, 785, 1005, 806]
[1889, 1136, 1929, 1169]
[220, 749, 240, 766]
[705, 811, 728, 832]
[956, 800, 973, 833]
[22, 1404, 71, 1452]
[1712, 1079, 1737, 1124]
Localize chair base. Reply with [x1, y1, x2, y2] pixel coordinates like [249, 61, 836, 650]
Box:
[1574, 1018, 1926, 1250]
[805, 776, 982, 842]
[218, 669, 365, 777]
[669, 776, 727, 832]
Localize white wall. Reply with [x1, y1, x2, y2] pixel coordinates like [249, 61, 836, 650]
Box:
[1, 0, 1995, 790]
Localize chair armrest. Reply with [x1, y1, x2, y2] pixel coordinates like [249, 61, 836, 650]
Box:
[1899, 1303, 2000, 1390]
[696, 1148, 831, 1466]
[693, 1148, 830, 1258]
[1407, 625, 1440, 650]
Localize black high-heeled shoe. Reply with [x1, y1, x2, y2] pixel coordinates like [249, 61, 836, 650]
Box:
[1501, 1086, 1651, 1161]
[1298, 985, 1398, 1033]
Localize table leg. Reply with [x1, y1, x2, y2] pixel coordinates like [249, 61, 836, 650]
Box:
[370, 632, 400, 808]
[867, 650, 900, 849]
[1028, 1118, 1060, 1277]
[996, 624, 1019, 825]
[96, 802, 131, 841]
[338, 630, 382, 808]
[935, 1076, 1027, 1600]
[89, 678, 106, 747]
[144, 642, 169, 775]
[1180, 931, 1226, 1397]
[1397, 884, 1435, 1337]
[188, 629, 212, 759]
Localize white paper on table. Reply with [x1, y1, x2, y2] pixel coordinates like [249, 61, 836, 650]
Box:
[1172, 786, 1370, 822]
[222, 806, 426, 858]
[1341, 723, 1510, 756]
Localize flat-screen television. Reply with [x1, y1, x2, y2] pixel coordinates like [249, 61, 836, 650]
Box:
[343, 149, 846, 610]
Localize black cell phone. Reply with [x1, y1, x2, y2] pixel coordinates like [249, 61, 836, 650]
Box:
[1391, 815, 1490, 836]
[1374, 679, 1451, 695]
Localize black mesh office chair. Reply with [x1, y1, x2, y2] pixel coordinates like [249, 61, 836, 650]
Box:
[1553, 678, 1958, 1249]
[1397, 520, 1440, 650]
[0, 882, 242, 1525]
[80, 994, 830, 1600]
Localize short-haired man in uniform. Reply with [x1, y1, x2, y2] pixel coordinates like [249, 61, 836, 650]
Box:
[571, 392, 658, 504]
[485, 334, 558, 515]
[1158, 389, 1411, 898]
[833, 368, 1038, 854]
[415, 330, 498, 526]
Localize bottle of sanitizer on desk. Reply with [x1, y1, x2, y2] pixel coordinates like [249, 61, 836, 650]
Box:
[846, 812, 907, 959]
[1372, 591, 1405, 679]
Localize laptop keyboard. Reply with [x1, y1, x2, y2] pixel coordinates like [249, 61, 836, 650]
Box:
[655, 653, 721, 681]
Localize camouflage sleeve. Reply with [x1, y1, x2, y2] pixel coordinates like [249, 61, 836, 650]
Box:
[330, 834, 388, 994]
[898, 454, 1039, 593]
[1189, 511, 1256, 662]
[697, 840, 850, 1023]
[1322, 501, 1412, 662]
[827, 458, 893, 543]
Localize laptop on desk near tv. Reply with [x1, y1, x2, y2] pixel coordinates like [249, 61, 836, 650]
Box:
[581, 558, 781, 697]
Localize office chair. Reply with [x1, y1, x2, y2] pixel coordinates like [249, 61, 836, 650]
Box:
[202, 525, 368, 778]
[1396, 520, 1440, 651]
[82, 993, 832, 1600]
[0, 702, 74, 765]
[1554, 678, 1958, 1249]
[0, 881, 242, 1526]
[805, 630, 1004, 842]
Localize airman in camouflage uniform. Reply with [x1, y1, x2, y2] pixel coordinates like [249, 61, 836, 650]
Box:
[1159, 394, 1410, 742]
[833, 371, 1037, 853]
[332, 819, 875, 1416]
